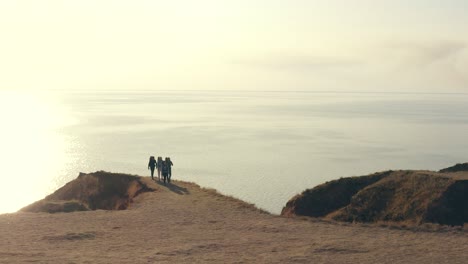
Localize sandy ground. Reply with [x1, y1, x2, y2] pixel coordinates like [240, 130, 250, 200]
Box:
[0, 178, 466, 263]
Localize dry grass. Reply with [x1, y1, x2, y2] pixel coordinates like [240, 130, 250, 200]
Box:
[21, 171, 154, 213]
[282, 171, 391, 217]
[199, 186, 270, 214]
[283, 169, 468, 226]
[1, 176, 468, 263]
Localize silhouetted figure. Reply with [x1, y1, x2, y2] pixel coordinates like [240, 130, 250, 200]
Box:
[157, 156, 163, 180]
[161, 160, 168, 184]
[148, 156, 157, 180]
[166, 157, 173, 182]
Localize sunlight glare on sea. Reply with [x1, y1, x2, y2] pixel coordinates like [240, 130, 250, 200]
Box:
[0, 90, 72, 214]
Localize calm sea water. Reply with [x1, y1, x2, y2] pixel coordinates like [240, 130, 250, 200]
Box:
[2, 90, 468, 214]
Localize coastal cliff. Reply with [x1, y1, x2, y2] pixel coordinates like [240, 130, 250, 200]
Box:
[21, 171, 155, 213]
[282, 164, 468, 226]
[2, 169, 467, 263]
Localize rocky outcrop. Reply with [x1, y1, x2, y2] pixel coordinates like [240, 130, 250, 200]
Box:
[21, 171, 155, 213]
[282, 166, 468, 226]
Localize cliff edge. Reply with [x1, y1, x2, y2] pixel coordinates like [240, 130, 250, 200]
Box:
[282, 164, 468, 226]
[21, 171, 155, 213]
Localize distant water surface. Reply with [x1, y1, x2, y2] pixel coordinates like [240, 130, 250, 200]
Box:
[1, 90, 468, 214]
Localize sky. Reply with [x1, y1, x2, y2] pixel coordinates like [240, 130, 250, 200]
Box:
[1, 1, 467, 92]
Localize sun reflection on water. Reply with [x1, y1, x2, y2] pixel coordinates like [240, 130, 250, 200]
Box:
[0, 90, 70, 214]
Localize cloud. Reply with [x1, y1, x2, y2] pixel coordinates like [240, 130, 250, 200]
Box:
[233, 54, 362, 72]
[382, 41, 467, 67]
[347, 40, 468, 91]
[228, 40, 468, 92]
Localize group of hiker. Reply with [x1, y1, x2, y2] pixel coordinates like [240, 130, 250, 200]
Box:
[148, 156, 173, 184]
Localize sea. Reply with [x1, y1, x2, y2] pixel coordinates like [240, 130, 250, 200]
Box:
[1, 90, 468, 214]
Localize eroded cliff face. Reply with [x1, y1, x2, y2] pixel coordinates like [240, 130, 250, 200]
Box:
[21, 171, 155, 213]
[282, 165, 468, 226]
[281, 171, 392, 217]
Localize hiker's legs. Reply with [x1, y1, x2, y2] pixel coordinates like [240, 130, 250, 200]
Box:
[150, 167, 155, 179]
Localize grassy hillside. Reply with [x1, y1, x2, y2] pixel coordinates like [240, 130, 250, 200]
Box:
[21, 171, 154, 213]
[282, 165, 468, 226]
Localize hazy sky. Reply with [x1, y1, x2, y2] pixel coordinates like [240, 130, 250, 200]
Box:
[1, 1, 467, 92]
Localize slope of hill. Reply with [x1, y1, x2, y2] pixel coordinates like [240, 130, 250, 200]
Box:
[21, 171, 155, 213]
[2, 171, 467, 263]
[282, 165, 468, 226]
[439, 162, 468, 173]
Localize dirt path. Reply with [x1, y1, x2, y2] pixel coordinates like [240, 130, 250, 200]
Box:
[0, 178, 466, 263]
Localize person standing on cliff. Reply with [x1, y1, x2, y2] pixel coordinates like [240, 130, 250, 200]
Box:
[157, 156, 163, 180]
[166, 157, 173, 182]
[148, 156, 157, 180]
[161, 160, 168, 184]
